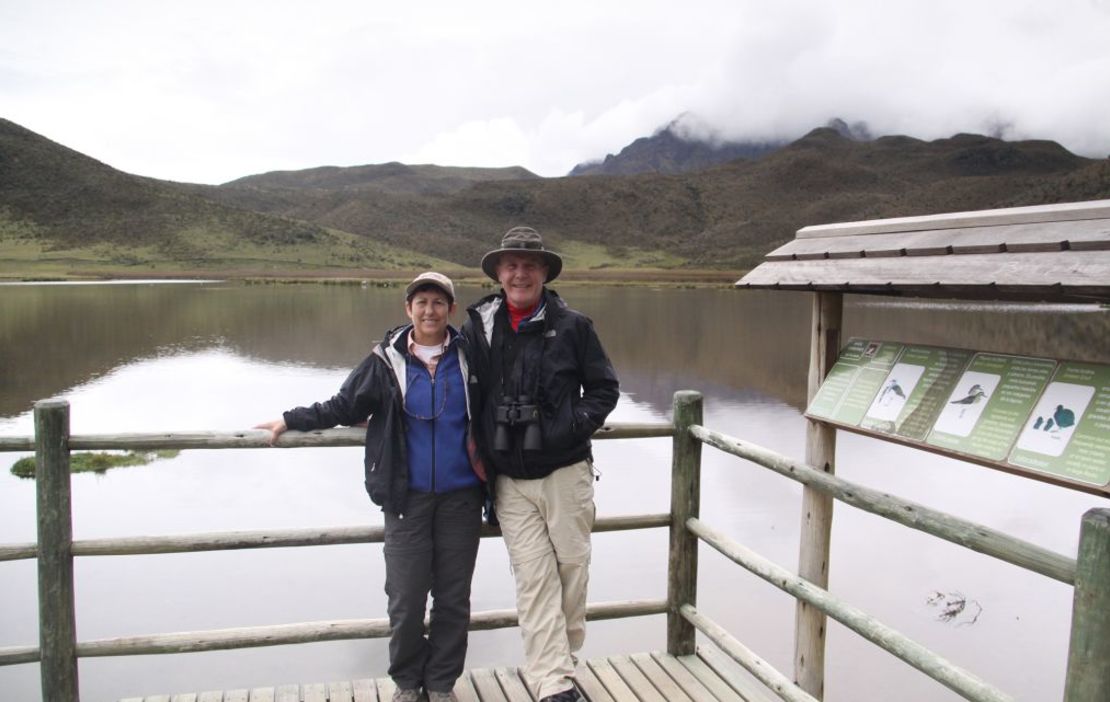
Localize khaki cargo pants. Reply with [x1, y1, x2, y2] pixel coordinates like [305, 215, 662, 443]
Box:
[495, 459, 595, 699]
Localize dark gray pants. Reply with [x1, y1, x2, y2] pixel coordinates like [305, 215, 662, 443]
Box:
[383, 486, 483, 693]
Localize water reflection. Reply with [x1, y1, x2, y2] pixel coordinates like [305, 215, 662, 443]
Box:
[1, 283, 1108, 701]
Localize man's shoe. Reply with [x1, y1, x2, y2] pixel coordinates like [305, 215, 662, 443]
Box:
[427, 692, 458, 702]
[539, 688, 582, 702]
[391, 688, 423, 702]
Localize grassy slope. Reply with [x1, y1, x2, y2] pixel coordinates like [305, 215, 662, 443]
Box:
[209, 128, 1108, 271]
[3, 118, 1109, 280]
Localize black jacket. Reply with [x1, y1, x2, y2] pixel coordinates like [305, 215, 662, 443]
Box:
[282, 324, 474, 514]
[462, 289, 619, 480]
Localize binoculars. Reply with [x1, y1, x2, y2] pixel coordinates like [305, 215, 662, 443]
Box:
[493, 394, 542, 452]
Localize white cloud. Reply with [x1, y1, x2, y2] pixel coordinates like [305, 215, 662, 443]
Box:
[1, 0, 1107, 183]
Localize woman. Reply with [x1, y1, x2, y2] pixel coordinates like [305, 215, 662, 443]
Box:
[256, 272, 481, 702]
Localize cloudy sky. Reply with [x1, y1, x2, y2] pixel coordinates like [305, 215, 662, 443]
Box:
[2, 0, 1108, 184]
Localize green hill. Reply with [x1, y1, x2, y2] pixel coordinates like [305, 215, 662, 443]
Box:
[0, 119, 452, 275]
[213, 126, 1106, 269]
[2, 117, 1108, 277]
[222, 161, 539, 194]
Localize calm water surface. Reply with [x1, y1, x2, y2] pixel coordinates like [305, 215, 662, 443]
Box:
[1, 282, 1108, 702]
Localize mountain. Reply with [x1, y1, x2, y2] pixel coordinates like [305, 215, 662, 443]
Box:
[567, 116, 874, 177]
[0, 118, 449, 270]
[2, 117, 1108, 275]
[223, 162, 538, 194]
[569, 120, 785, 177]
[0, 118, 325, 252]
[212, 126, 1104, 268]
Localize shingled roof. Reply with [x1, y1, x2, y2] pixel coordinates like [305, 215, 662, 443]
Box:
[737, 199, 1110, 303]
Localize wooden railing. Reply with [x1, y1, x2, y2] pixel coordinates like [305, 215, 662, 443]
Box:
[1, 393, 1107, 702]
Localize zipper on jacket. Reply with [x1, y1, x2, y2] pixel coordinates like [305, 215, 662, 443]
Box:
[430, 373, 437, 493]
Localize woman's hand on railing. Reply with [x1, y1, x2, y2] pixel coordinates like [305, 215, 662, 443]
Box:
[254, 419, 288, 446]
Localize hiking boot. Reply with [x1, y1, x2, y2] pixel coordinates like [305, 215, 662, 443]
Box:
[391, 688, 423, 702]
[427, 691, 458, 702]
[539, 688, 582, 702]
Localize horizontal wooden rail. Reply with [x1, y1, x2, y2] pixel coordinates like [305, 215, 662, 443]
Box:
[0, 422, 673, 454]
[680, 604, 818, 702]
[690, 424, 1077, 585]
[0, 436, 34, 451]
[0, 598, 666, 666]
[688, 517, 1013, 702]
[0, 513, 669, 562]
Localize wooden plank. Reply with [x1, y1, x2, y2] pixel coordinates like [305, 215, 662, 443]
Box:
[586, 659, 637, 702]
[351, 679, 377, 702]
[689, 424, 1078, 583]
[739, 250, 1110, 289]
[683, 539, 1011, 702]
[628, 653, 693, 702]
[696, 646, 789, 702]
[274, 684, 300, 702]
[1064, 508, 1110, 701]
[35, 400, 78, 702]
[70, 426, 367, 451]
[668, 392, 702, 656]
[608, 655, 667, 702]
[248, 689, 276, 702]
[494, 667, 534, 701]
[453, 673, 482, 702]
[327, 681, 354, 702]
[59, 520, 665, 557]
[470, 667, 509, 701]
[223, 691, 249, 702]
[664, 653, 744, 702]
[375, 677, 397, 702]
[643, 653, 728, 702]
[62, 421, 664, 452]
[794, 199, 1110, 239]
[795, 292, 840, 700]
[573, 665, 615, 702]
[769, 218, 1110, 259]
[303, 682, 328, 702]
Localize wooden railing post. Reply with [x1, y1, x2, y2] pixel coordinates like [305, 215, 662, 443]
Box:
[35, 400, 80, 702]
[668, 390, 703, 656]
[795, 292, 842, 699]
[1064, 508, 1110, 702]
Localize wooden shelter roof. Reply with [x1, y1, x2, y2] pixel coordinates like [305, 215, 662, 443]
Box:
[736, 199, 1110, 303]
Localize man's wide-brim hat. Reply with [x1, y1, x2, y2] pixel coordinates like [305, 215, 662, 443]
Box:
[480, 226, 563, 283]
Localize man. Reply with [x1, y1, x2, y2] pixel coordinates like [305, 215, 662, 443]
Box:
[256, 272, 481, 702]
[463, 227, 619, 702]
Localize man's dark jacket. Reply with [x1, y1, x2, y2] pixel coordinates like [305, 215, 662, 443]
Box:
[282, 324, 475, 515]
[462, 289, 619, 480]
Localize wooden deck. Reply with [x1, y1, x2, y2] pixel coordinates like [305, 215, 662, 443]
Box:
[119, 648, 777, 702]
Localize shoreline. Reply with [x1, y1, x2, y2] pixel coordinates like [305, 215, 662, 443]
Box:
[0, 265, 745, 288]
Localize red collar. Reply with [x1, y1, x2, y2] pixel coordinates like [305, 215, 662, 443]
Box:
[506, 300, 538, 332]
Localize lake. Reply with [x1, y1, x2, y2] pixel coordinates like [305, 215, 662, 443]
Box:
[1, 281, 1108, 701]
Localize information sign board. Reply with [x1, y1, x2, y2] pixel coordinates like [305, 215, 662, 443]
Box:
[805, 339, 902, 426]
[1009, 363, 1110, 486]
[805, 339, 1110, 493]
[860, 345, 973, 440]
[927, 354, 1057, 461]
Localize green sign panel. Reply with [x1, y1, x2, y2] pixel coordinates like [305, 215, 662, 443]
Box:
[926, 354, 1057, 461]
[1009, 362, 1110, 486]
[805, 339, 902, 426]
[807, 340, 1110, 492]
[859, 345, 973, 440]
